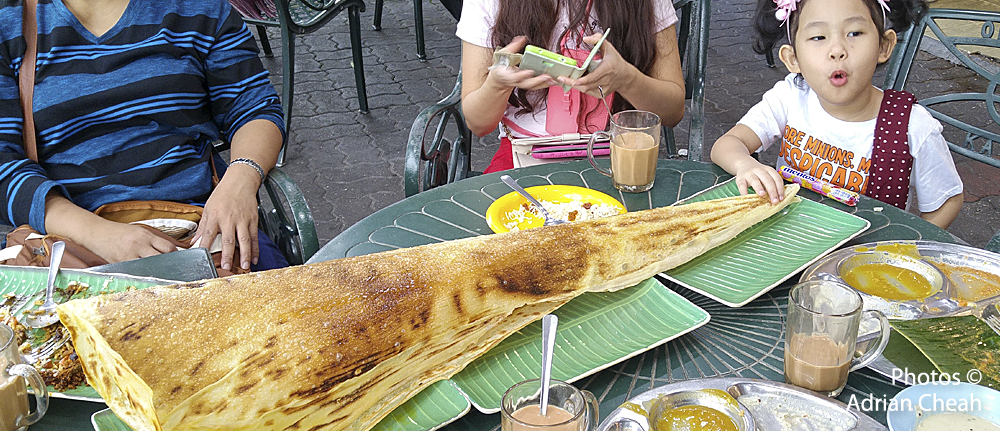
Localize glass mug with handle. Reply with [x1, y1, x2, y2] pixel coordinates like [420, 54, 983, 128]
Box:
[501, 379, 599, 431]
[1, 323, 48, 431]
[587, 110, 661, 193]
[784, 280, 891, 397]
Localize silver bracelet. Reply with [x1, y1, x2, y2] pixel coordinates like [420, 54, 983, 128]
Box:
[230, 158, 265, 182]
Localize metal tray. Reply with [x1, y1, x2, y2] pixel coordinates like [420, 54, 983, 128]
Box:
[596, 377, 886, 431]
[799, 240, 1000, 383]
[799, 240, 1000, 319]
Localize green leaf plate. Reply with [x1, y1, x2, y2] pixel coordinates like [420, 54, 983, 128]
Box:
[889, 315, 1000, 389]
[450, 277, 710, 413]
[93, 380, 471, 431]
[0, 265, 177, 401]
[662, 179, 870, 307]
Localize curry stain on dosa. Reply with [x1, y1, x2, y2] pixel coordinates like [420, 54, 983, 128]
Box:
[58, 185, 800, 431]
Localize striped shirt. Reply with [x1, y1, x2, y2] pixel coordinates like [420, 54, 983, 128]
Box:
[0, 0, 284, 233]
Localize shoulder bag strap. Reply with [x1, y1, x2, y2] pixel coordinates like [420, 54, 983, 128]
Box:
[864, 89, 915, 209]
[19, 0, 39, 163]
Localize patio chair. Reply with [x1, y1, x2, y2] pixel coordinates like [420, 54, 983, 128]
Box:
[402, 0, 711, 196]
[881, 8, 1000, 251]
[227, 0, 370, 166]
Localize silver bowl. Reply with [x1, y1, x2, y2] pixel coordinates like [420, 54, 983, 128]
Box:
[648, 388, 755, 431]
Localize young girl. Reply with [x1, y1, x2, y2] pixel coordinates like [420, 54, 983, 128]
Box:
[710, 0, 964, 229]
[457, 0, 687, 173]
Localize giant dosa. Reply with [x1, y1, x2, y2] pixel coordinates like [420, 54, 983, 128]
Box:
[58, 185, 800, 431]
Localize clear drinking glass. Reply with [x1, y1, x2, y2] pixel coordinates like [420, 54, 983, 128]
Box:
[1, 323, 48, 431]
[784, 280, 890, 397]
[501, 379, 598, 431]
[587, 110, 661, 193]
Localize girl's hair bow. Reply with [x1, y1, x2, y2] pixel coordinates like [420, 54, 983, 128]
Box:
[773, 0, 891, 41]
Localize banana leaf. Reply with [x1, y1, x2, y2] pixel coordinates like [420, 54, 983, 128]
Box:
[889, 316, 1000, 389]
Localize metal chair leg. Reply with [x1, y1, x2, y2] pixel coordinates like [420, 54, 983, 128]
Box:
[414, 0, 426, 59]
[276, 16, 295, 167]
[255, 24, 274, 57]
[348, 5, 369, 114]
[373, 0, 384, 30]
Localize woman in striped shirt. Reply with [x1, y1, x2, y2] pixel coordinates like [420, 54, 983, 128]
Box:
[1, 0, 286, 271]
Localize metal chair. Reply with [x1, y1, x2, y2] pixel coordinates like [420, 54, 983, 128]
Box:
[228, 0, 370, 166]
[882, 8, 1000, 251]
[258, 168, 319, 265]
[402, 0, 711, 196]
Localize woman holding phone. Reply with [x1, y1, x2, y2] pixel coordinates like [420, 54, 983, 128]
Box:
[457, 0, 687, 173]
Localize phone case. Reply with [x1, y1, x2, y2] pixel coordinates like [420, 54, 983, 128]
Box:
[531, 144, 610, 159]
[518, 30, 610, 91]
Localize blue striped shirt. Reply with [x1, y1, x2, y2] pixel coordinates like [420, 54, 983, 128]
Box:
[0, 0, 284, 232]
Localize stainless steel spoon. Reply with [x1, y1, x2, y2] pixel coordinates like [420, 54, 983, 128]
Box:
[500, 175, 567, 226]
[539, 314, 558, 415]
[23, 241, 65, 329]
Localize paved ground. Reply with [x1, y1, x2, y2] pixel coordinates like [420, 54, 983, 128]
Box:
[262, 0, 998, 250]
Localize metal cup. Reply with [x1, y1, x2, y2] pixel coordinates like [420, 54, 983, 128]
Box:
[784, 280, 890, 397]
[0, 323, 48, 431]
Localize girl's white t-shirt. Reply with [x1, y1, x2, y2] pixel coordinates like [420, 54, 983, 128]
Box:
[739, 73, 963, 212]
[456, 0, 678, 139]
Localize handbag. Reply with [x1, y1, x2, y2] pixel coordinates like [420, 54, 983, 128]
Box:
[2, 0, 246, 277]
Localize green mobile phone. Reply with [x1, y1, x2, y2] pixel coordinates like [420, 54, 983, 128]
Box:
[519, 45, 579, 78]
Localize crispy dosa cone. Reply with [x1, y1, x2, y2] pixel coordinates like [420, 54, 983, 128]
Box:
[58, 184, 799, 431]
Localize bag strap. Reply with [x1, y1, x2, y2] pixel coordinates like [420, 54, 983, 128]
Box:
[19, 0, 39, 163]
[863, 89, 915, 209]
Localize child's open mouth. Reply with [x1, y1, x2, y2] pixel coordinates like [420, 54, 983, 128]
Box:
[830, 70, 848, 87]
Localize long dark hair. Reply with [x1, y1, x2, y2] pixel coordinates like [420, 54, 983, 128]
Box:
[491, 0, 658, 115]
[752, 0, 927, 55]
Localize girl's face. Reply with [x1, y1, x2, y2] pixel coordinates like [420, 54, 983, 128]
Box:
[778, 0, 896, 119]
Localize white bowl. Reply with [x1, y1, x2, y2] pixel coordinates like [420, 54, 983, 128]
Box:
[887, 381, 1000, 431]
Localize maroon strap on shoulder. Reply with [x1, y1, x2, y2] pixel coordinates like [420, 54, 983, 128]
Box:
[19, 0, 39, 163]
[864, 89, 915, 209]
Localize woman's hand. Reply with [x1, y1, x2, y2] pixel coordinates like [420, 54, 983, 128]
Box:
[42, 193, 179, 263]
[192, 165, 261, 271]
[487, 36, 558, 91]
[557, 33, 636, 98]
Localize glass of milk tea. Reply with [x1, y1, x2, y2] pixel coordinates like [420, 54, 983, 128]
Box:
[501, 379, 598, 431]
[1, 323, 48, 431]
[784, 280, 890, 397]
[587, 110, 661, 193]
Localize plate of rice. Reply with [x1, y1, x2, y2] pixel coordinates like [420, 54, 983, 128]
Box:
[486, 185, 626, 233]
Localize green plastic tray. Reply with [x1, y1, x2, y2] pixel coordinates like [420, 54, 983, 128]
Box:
[662, 179, 871, 307]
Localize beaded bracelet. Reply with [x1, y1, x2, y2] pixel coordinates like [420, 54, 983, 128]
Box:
[231, 158, 265, 182]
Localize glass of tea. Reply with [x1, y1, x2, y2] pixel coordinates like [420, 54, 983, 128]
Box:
[784, 280, 891, 397]
[1, 323, 48, 431]
[587, 110, 661, 193]
[501, 379, 598, 431]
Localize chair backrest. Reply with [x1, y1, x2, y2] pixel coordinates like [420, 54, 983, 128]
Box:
[883, 8, 1000, 169]
[665, 0, 711, 161]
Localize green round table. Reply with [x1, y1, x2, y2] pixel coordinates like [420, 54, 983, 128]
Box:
[308, 159, 956, 430]
[39, 159, 956, 431]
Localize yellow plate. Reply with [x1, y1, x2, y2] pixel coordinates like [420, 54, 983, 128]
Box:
[486, 185, 626, 233]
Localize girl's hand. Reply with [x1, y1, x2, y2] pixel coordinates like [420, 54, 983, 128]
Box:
[487, 36, 559, 92]
[192, 166, 261, 271]
[557, 33, 636, 98]
[733, 161, 785, 204]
